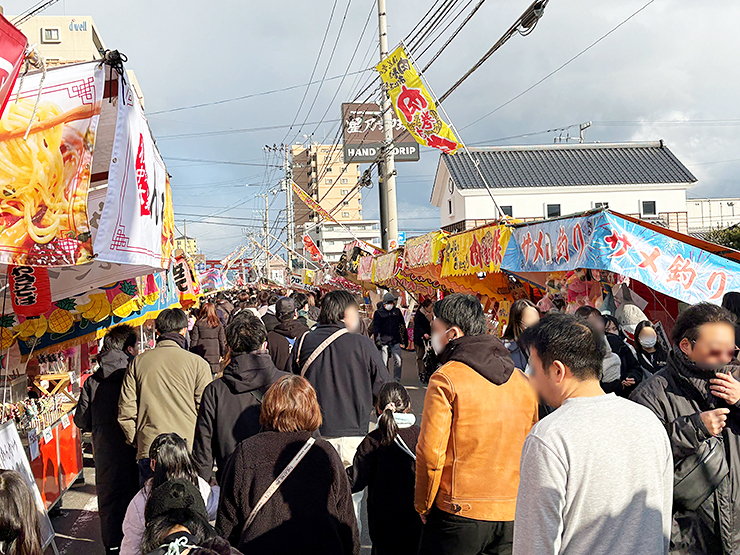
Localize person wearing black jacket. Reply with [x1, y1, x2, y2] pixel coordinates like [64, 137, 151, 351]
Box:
[193, 311, 287, 484]
[290, 290, 389, 530]
[631, 303, 740, 555]
[603, 315, 644, 397]
[373, 292, 407, 382]
[413, 300, 433, 381]
[74, 325, 140, 555]
[267, 297, 309, 372]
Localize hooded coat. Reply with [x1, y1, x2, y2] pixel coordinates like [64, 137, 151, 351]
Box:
[267, 319, 310, 372]
[631, 349, 740, 555]
[74, 349, 140, 548]
[373, 304, 406, 346]
[415, 335, 539, 521]
[193, 352, 288, 483]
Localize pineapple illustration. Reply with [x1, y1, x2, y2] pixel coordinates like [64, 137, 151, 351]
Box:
[0, 315, 15, 350]
[48, 298, 76, 334]
[112, 281, 138, 318]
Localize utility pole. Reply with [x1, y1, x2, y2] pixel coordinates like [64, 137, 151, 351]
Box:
[284, 146, 296, 272]
[377, 0, 399, 250]
[256, 193, 270, 282]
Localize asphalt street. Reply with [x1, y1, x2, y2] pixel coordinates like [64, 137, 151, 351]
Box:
[47, 348, 426, 555]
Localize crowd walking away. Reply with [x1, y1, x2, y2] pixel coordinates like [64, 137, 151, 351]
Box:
[54, 285, 740, 555]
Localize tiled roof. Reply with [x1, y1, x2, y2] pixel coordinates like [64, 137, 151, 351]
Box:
[443, 141, 697, 189]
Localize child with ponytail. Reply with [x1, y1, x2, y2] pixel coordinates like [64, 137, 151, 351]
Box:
[347, 382, 421, 555]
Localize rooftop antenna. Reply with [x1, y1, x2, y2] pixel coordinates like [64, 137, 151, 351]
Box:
[579, 121, 592, 143]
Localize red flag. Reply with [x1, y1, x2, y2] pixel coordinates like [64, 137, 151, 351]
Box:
[8, 265, 52, 317]
[302, 235, 324, 262]
[0, 16, 26, 120]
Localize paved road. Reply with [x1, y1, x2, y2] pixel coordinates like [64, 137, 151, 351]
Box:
[48, 348, 426, 555]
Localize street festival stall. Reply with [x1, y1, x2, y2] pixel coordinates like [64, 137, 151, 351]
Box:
[0, 58, 179, 517]
[349, 208, 740, 341]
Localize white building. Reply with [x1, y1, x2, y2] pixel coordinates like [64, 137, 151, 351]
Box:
[687, 198, 740, 232]
[431, 141, 697, 233]
[303, 220, 381, 263]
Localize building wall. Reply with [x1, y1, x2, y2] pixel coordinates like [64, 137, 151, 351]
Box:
[304, 221, 381, 263]
[174, 237, 198, 256]
[15, 16, 104, 64]
[687, 198, 740, 231]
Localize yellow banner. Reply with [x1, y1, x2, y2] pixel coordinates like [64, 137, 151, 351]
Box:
[377, 45, 461, 154]
[442, 225, 511, 277]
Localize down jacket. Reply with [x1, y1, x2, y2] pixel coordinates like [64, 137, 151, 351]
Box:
[631, 349, 740, 555]
[190, 318, 227, 375]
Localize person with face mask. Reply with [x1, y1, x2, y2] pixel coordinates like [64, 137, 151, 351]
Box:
[373, 292, 407, 382]
[634, 320, 668, 377]
[631, 303, 740, 555]
[290, 290, 390, 532]
[513, 314, 672, 555]
[416, 294, 538, 555]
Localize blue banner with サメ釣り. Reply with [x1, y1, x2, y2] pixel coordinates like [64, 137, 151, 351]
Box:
[501, 211, 740, 305]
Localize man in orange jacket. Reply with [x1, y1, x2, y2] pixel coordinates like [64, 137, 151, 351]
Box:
[416, 294, 538, 555]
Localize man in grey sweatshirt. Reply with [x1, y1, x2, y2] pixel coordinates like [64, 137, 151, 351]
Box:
[513, 313, 673, 555]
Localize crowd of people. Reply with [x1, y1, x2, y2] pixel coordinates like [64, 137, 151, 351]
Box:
[1, 285, 739, 555]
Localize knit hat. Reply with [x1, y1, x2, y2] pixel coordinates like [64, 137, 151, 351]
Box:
[145, 479, 207, 524]
[275, 297, 296, 318]
[383, 292, 395, 303]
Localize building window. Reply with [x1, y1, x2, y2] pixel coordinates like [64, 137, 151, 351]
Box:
[340, 189, 349, 195]
[594, 202, 609, 209]
[642, 200, 656, 215]
[448, 199, 453, 215]
[343, 200, 350, 206]
[501, 205, 513, 217]
[341, 178, 349, 184]
[326, 167, 333, 173]
[325, 178, 333, 184]
[41, 28, 61, 43]
[547, 204, 561, 219]
[342, 211, 350, 218]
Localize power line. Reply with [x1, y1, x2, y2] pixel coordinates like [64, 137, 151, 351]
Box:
[164, 156, 283, 167]
[147, 68, 371, 116]
[158, 120, 342, 141]
[420, 0, 487, 72]
[462, 0, 657, 130]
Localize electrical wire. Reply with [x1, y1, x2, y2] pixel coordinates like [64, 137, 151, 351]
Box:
[461, 0, 657, 130]
[420, 0, 487, 72]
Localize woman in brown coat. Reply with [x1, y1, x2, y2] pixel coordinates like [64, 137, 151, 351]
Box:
[190, 302, 227, 376]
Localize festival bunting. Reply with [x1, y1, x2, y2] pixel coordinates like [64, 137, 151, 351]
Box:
[441, 225, 511, 277]
[302, 235, 324, 262]
[376, 44, 461, 155]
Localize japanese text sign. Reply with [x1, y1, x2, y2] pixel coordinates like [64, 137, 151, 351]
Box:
[442, 225, 511, 277]
[8, 266, 52, 317]
[376, 44, 461, 155]
[501, 212, 740, 305]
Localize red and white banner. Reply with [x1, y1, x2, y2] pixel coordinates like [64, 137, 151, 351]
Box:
[95, 73, 170, 268]
[8, 266, 52, 317]
[0, 16, 27, 120]
[302, 235, 324, 262]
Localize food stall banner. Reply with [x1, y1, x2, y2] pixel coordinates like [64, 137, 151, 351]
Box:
[95, 70, 173, 268]
[0, 15, 28, 119]
[441, 225, 511, 277]
[172, 256, 200, 305]
[502, 210, 740, 306]
[376, 44, 461, 155]
[404, 231, 446, 269]
[8, 266, 52, 317]
[374, 251, 402, 283]
[357, 255, 374, 282]
[0, 61, 104, 266]
[11, 270, 179, 356]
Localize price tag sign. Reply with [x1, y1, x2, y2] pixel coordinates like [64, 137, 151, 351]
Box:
[42, 427, 53, 444]
[61, 414, 71, 429]
[28, 429, 40, 460]
[68, 371, 77, 385]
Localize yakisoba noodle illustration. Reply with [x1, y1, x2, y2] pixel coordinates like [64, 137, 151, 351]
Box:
[0, 97, 96, 265]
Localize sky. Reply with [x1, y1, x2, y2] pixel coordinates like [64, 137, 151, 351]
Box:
[4, 0, 739, 260]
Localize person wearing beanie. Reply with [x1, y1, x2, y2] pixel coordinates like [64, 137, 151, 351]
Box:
[267, 297, 309, 372]
[373, 292, 407, 382]
[141, 479, 239, 555]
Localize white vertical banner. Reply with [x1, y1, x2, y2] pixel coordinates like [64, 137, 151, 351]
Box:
[95, 73, 167, 267]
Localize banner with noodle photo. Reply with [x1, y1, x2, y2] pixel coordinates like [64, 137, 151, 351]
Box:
[0, 62, 104, 266]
